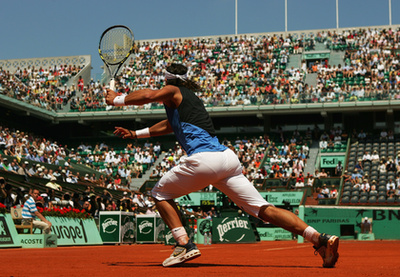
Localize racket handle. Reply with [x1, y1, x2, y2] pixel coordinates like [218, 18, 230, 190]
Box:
[110, 79, 116, 91]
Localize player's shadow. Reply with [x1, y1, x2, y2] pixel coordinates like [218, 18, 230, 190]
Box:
[106, 262, 319, 269]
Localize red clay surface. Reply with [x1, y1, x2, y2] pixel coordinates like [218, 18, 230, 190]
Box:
[2, 240, 399, 277]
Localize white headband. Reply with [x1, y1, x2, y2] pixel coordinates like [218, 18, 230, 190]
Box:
[165, 71, 187, 81]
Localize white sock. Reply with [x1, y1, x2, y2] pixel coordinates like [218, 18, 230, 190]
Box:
[303, 226, 319, 245]
[171, 226, 187, 243]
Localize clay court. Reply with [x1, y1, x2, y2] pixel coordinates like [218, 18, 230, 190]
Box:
[2, 240, 399, 276]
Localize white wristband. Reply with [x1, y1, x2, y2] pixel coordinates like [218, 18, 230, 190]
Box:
[113, 95, 126, 106]
[136, 127, 150, 138]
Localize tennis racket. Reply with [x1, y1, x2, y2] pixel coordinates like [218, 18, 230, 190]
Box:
[98, 25, 134, 91]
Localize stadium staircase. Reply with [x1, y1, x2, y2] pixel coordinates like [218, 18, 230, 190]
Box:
[60, 101, 71, 112]
[314, 41, 345, 66]
[286, 54, 301, 69]
[129, 152, 168, 191]
[329, 49, 345, 67]
[304, 73, 318, 87]
[314, 42, 326, 51]
[303, 141, 320, 205]
[303, 141, 319, 176]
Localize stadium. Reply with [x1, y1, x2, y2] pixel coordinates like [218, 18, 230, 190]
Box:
[1, 2, 400, 275]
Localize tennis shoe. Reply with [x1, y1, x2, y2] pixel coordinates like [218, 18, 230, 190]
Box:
[314, 233, 339, 268]
[162, 240, 201, 267]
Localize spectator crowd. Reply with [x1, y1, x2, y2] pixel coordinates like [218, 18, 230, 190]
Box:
[2, 27, 400, 113]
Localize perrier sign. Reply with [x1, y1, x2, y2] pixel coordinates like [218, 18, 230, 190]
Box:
[212, 217, 256, 243]
[136, 216, 155, 243]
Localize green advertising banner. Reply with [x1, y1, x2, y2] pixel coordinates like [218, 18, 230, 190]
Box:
[136, 216, 155, 243]
[136, 215, 164, 243]
[42, 216, 103, 246]
[304, 207, 400, 239]
[0, 214, 21, 248]
[120, 213, 135, 244]
[99, 212, 135, 244]
[320, 155, 346, 168]
[258, 191, 303, 206]
[212, 217, 256, 243]
[196, 218, 212, 244]
[257, 227, 292, 241]
[19, 234, 58, 248]
[177, 192, 217, 206]
[303, 52, 330, 60]
[99, 213, 120, 244]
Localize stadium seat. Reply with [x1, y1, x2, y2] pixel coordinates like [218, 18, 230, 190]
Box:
[341, 196, 350, 204]
[359, 196, 368, 203]
[350, 196, 359, 203]
[342, 191, 351, 197]
[379, 180, 386, 186]
[378, 191, 387, 197]
[378, 175, 387, 181]
[370, 176, 378, 182]
[352, 186, 360, 192]
[387, 197, 395, 203]
[348, 156, 356, 163]
[378, 195, 386, 203]
[343, 185, 352, 192]
[368, 195, 377, 203]
[370, 171, 378, 178]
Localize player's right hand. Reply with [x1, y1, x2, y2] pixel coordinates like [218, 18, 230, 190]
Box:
[105, 89, 118, 105]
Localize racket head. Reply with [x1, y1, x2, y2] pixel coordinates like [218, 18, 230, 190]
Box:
[99, 25, 134, 66]
[98, 25, 134, 90]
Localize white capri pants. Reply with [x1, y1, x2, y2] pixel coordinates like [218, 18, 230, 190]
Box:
[22, 218, 51, 234]
[152, 148, 272, 218]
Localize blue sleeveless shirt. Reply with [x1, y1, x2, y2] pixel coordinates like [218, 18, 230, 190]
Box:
[164, 86, 227, 156]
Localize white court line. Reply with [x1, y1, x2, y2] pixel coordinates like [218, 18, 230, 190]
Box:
[261, 245, 310, 251]
[160, 244, 311, 252]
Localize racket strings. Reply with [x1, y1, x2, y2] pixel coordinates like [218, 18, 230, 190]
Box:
[100, 28, 133, 64]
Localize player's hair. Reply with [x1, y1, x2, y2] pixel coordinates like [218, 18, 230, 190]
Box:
[166, 63, 201, 92]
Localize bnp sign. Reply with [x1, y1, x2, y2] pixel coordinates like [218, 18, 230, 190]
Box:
[213, 217, 256, 243]
[320, 155, 345, 168]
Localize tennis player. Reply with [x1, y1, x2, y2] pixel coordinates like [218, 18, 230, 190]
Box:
[105, 63, 339, 268]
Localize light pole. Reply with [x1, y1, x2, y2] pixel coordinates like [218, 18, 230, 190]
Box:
[235, 0, 238, 35]
[336, 0, 339, 29]
[285, 0, 288, 32]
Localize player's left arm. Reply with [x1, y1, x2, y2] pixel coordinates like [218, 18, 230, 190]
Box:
[114, 119, 173, 139]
